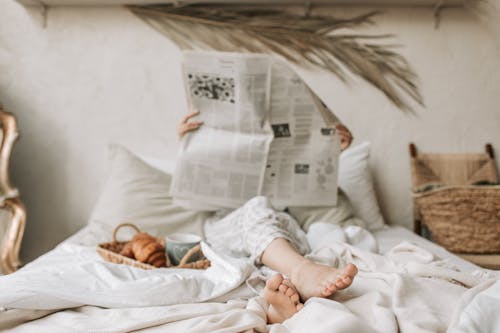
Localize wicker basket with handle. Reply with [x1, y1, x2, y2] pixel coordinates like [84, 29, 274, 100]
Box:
[410, 143, 500, 254]
[413, 186, 500, 253]
[97, 223, 210, 269]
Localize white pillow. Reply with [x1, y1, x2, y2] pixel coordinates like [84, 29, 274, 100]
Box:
[338, 142, 385, 230]
[88, 144, 211, 240]
[138, 155, 176, 175]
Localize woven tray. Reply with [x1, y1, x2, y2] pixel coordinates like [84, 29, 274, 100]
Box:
[414, 186, 500, 254]
[97, 223, 211, 270]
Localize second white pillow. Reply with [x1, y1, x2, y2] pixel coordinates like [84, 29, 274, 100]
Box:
[338, 142, 385, 230]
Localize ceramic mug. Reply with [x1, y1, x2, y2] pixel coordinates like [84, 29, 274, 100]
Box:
[165, 233, 202, 266]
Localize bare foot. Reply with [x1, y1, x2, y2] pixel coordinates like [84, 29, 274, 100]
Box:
[264, 274, 304, 324]
[291, 261, 358, 300]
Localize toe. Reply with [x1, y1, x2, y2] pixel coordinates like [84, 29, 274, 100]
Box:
[321, 279, 338, 295]
[285, 288, 295, 297]
[344, 264, 358, 278]
[335, 278, 346, 289]
[290, 293, 300, 304]
[282, 279, 294, 288]
[342, 276, 352, 286]
[326, 282, 337, 293]
[296, 303, 304, 311]
[266, 274, 284, 291]
[322, 287, 334, 297]
[279, 284, 288, 294]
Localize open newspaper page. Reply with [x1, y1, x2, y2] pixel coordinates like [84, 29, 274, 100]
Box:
[261, 60, 340, 208]
[170, 52, 273, 210]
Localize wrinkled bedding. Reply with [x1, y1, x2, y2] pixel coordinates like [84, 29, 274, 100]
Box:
[0, 222, 498, 333]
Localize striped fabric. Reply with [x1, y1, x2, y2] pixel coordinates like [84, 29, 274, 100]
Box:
[204, 196, 310, 265]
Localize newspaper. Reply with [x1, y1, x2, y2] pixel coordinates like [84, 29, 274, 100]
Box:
[170, 51, 341, 210]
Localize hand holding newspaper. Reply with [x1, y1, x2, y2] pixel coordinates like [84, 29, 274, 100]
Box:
[170, 51, 341, 210]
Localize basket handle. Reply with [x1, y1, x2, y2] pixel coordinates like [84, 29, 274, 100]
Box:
[409, 143, 417, 158]
[112, 223, 141, 242]
[177, 244, 203, 268]
[486, 143, 494, 159]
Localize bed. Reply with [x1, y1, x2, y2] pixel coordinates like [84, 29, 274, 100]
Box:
[0, 144, 498, 333]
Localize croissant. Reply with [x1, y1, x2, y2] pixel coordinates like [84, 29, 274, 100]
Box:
[119, 232, 167, 268]
[119, 242, 134, 258]
[119, 232, 150, 258]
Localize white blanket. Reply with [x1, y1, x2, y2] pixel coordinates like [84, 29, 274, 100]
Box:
[270, 242, 497, 333]
[2, 301, 268, 333]
[0, 242, 254, 310]
[1, 224, 498, 333]
[447, 279, 500, 333]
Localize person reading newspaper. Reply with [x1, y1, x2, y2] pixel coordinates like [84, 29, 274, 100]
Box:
[172, 52, 348, 210]
[178, 112, 359, 324]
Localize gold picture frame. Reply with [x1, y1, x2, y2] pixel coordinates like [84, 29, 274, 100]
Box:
[0, 106, 26, 274]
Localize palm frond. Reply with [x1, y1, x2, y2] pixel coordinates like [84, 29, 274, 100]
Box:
[128, 5, 423, 112]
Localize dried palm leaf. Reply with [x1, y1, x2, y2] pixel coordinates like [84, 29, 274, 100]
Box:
[128, 5, 423, 112]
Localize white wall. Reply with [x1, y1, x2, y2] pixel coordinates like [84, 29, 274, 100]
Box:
[0, 0, 499, 262]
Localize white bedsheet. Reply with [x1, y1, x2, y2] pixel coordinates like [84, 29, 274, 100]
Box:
[373, 226, 480, 274]
[1, 225, 498, 333]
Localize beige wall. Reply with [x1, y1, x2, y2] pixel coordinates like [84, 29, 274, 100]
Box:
[0, 0, 499, 262]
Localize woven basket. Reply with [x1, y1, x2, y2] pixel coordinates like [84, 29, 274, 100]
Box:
[97, 223, 211, 270]
[414, 186, 500, 254]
